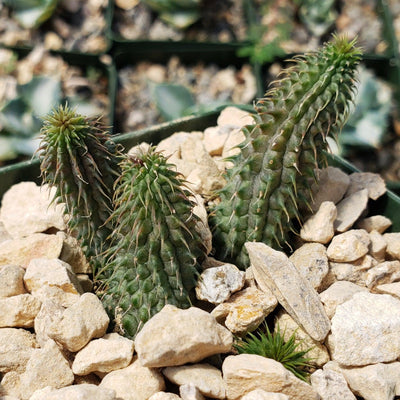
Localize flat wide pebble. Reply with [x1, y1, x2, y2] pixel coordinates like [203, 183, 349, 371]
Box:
[326, 229, 370, 262]
[222, 354, 319, 400]
[356, 215, 392, 233]
[327, 292, 400, 366]
[135, 305, 233, 368]
[346, 172, 386, 200]
[163, 363, 225, 399]
[72, 332, 134, 375]
[310, 368, 356, 400]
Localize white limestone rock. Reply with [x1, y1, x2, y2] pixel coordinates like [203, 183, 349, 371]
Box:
[310, 167, 350, 212]
[346, 172, 386, 200]
[0, 233, 64, 268]
[289, 243, 329, 292]
[72, 332, 134, 375]
[275, 311, 330, 368]
[163, 363, 225, 399]
[192, 194, 212, 255]
[34, 300, 65, 347]
[241, 390, 289, 400]
[135, 305, 233, 368]
[0, 221, 12, 244]
[0, 371, 21, 398]
[19, 340, 74, 400]
[46, 292, 109, 352]
[222, 354, 319, 400]
[57, 231, 91, 274]
[99, 357, 165, 400]
[0, 294, 41, 328]
[357, 215, 392, 233]
[310, 368, 356, 400]
[217, 106, 253, 129]
[327, 292, 400, 366]
[334, 189, 369, 233]
[330, 361, 400, 400]
[211, 286, 277, 335]
[319, 281, 368, 319]
[0, 265, 26, 297]
[365, 260, 400, 289]
[195, 264, 245, 304]
[29, 384, 116, 400]
[0, 328, 38, 373]
[375, 281, 400, 299]
[0, 182, 66, 238]
[24, 258, 83, 307]
[383, 232, 400, 259]
[203, 125, 230, 156]
[326, 229, 370, 262]
[368, 230, 387, 262]
[300, 201, 337, 243]
[326, 255, 375, 287]
[221, 128, 246, 160]
[246, 242, 330, 342]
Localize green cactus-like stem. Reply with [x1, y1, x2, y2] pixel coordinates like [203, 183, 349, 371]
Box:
[99, 147, 206, 339]
[38, 105, 121, 275]
[210, 35, 362, 269]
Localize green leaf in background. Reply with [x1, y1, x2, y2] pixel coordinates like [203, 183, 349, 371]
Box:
[141, 0, 201, 29]
[4, 0, 58, 29]
[153, 83, 196, 121]
[340, 67, 392, 153]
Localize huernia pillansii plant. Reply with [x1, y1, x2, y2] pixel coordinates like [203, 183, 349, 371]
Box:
[210, 35, 362, 269]
[38, 105, 122, 276]
[98, 147, 207, 339]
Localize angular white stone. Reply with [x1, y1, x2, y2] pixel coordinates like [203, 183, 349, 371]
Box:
[375, 281, 400, 299]
[369, 230, 387, 262]
[0, 233, 64, 268]
[327, 292, 400, 366]
[47, 292, 109, 352]
[19, 340, 74, 400]
[334, 189, 369, 232]
[24, 258, 83, 307]
[195, 264, 245, 304]
[222, 354, 319, 400]
[163, 363, 225, 399]
[310, 369, 356, 400]
[29, 384, 116, 400]
[346, 172, 386, 200]
[383, 232, 400, 259]
[275, 311, 330, 368]
[326, 229, 370, 262]
[246, 242, 330, 342]
[57, 231, 91, 274]
[211, 286, 277, 334]
[365, 260, 400, 289]
[300, 201, 337, 243]
[333, 361, 400, 400]
[192, 194, 212, 256]
[135, 305, 233, 368]
[149, 392, 182, 400]
[0, 294, 41, 328]
[99, 357, 165, 400]
[0, 328, 38, 373]
[0, 371, 21, 399]
[34, 300, 65, 347]
[241, 389, 289, 400]
[310, 167, 350, 212]
[0, 182, 66, 238]
[357, 215, 392, 234]
[326, 255, 375, 286]
[72, 332, 134, 375]
[289, 243, 329, 292]
[319, 281, 368, 319]
[222, 128, 246, 160]
[203, 126, 230, 156]
[0, 265, 26, 297]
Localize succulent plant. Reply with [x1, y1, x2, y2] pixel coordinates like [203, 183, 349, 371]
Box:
[235, 322, 312, 381]
[210, 35, 362, 269]
[99, 147, 206, 339]
[38, 104, 121, 273]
